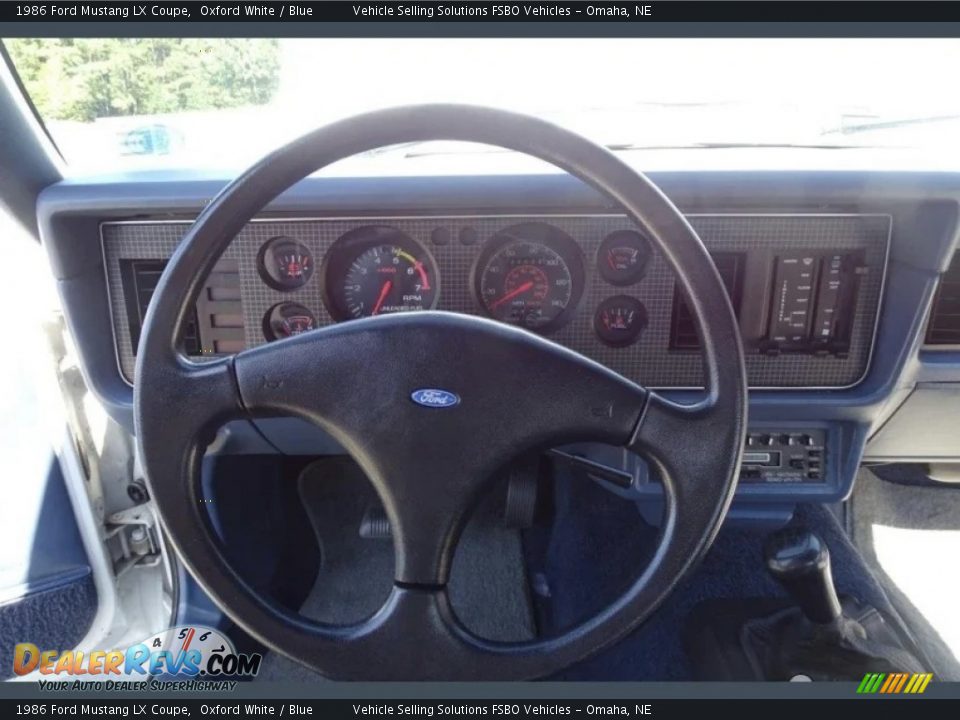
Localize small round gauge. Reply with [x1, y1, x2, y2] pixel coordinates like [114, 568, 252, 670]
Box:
[324, 226, 439, 320]
[594, 296, 648, 347]
[264, 302, 317, 341]
[258, 237, 314, 291]
[597, 230, 652, 286]
[475, 222, 585, 332]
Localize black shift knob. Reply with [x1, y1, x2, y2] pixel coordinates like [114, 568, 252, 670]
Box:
[764, 527, 842, 624]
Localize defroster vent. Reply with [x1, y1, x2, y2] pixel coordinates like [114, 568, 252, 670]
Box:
[926, 252, 960, 346]
[670, 252, 746, 350]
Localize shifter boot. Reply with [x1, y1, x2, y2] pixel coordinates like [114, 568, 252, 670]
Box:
[741, 597, 925, 680]
[684, 525, 928, 681]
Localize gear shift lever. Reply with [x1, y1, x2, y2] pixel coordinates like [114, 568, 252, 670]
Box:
[685, 525, 925, 680]
[764, 527, 842, 624]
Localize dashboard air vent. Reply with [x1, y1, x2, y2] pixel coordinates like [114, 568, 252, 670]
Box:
[670, 252, 746, 350]
[194, 259, 245, 354]
[119, 259, 201, 356]
[926, 251, 960, 346]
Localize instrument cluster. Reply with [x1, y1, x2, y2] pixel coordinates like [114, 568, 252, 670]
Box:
[256, 221, 653, 347]
[103, 213, 888, 388]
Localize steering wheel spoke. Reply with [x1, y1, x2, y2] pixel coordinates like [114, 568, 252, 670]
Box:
[234, 312, 650, 587]
[136, 355, 242, 484]
[629, 390, 744, 505]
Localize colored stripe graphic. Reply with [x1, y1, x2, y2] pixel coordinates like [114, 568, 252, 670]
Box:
[857, 673, 884, 693]
[908, 673, 933, 694]
[894, 673, 910, 693]
[858, 672, 933, 694]
[879, 674, 896, 693]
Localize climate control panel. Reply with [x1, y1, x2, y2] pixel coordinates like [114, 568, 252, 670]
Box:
[760, 251, 867, 357]
[739, 429, 827, 484]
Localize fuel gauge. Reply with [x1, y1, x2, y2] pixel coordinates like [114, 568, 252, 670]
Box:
[597, 230, 651, 286]
[594, 296, 647, 347]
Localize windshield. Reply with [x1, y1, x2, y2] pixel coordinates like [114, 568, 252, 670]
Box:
[5, 37, 960, 174]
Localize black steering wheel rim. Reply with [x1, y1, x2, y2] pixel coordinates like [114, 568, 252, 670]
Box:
[134, 104, 747, 680]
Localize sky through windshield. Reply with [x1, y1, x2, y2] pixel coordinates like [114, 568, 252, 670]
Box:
[5, 38, 960, 173]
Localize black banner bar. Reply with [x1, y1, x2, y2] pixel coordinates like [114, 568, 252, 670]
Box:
[2, 699, 960, 720]
[6, 1, 960, 23]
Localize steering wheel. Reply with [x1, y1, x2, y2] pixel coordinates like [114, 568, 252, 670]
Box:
[135, 105, 747, 680]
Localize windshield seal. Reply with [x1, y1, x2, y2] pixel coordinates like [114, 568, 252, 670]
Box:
[0, 40, 64, 163]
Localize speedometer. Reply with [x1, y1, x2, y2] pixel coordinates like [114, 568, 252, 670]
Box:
[475, 222, 585, 332]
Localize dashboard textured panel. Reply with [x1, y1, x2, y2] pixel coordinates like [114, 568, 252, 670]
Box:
[102, 214, 889, 388]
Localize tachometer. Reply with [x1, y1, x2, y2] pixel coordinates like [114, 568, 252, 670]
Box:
[475, 222, 585, 332]
[324, 226, 439, 320]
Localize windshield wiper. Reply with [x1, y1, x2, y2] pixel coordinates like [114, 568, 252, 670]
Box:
[393, 140, 876, 159]
[377, 138, 877, 160]
[604, 141, 876, 151]
[822, 113, 960, 136]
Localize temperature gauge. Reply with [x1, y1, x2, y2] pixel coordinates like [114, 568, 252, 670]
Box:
[597, 230, 651, 286]
[594, 296, 647, 347]
[264, 302, 317, 341]
[258, 237, 315, 291]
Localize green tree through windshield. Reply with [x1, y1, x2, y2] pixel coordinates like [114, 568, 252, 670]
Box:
[6, 39, 280, 122]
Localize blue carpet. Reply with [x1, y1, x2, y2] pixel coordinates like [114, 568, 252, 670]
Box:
[530, 477, 909, 681]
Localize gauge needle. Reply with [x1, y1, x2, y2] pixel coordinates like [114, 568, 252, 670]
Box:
[500, 232, 531, 244]
[489, 280, 534, 310]
[371, 280, 393, 315]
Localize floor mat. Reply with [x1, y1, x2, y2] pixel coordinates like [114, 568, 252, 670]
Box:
[259, 462, 933, 681]
[257, 457, 534, 681]
[539, 473, 932, 680]
[851, 468, 960, 678]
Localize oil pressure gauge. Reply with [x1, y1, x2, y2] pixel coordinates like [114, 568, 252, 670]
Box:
[597, 230, 651, 286]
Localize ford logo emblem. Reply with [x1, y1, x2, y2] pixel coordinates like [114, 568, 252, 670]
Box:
[410, 388, 460, 408]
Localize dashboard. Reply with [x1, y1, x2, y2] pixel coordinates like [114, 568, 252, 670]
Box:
[36, 168, 960, 514]
[101, 213, 889, 389]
